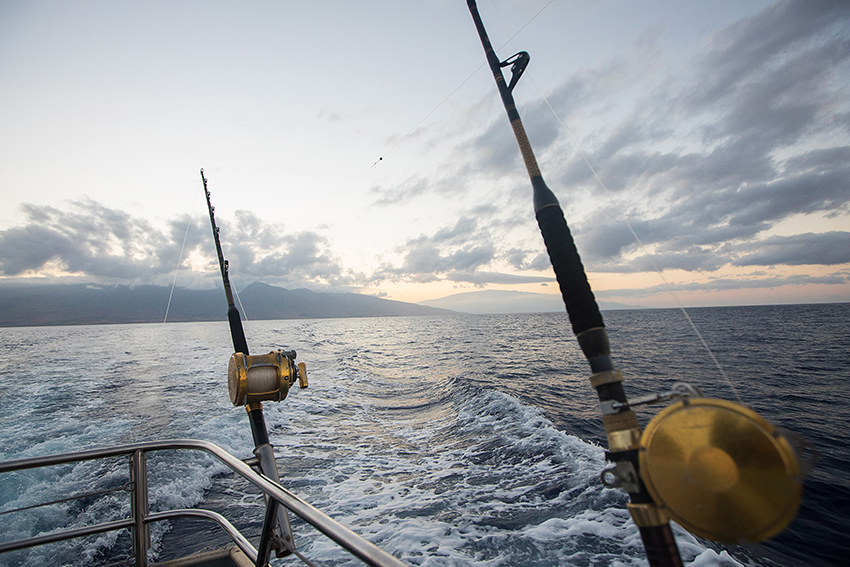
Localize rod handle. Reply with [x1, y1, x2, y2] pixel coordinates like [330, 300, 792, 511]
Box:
[640, 525, 685, 567]
[535, 198, 604, 337]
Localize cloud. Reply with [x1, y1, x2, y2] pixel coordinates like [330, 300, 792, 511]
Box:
[0, 200, 170, 280]
[368, 214, 546, 287]
[572, 148, 850, 273]
[2, 1, 848, 304]
[0, 200, 350, 289]
[547, 0, 850, 276]
[410, 0, 850, 289]
[371, 176, 430, 206]
[467, 118, 523, 176]
[0, 198, 539, 291]
[446, 271, 553, 286]
[397, 239, 495, 278]
[596, 272, 848, 299]
[733, 232, 850, 266]
[686, 0, 850, 110]
[431, 217, 479, 244]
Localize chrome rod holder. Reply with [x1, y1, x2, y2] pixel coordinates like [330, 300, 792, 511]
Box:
[130, 450, 150, 567]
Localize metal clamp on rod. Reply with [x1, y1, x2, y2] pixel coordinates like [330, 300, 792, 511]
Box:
[600, 382, 704, 415]
[600, 460, 641, 493]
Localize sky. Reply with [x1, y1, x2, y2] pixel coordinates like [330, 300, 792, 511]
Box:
[1, 0, 848, 309]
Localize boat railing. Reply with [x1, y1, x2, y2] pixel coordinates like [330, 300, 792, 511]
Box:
[0, 439, 408, 567]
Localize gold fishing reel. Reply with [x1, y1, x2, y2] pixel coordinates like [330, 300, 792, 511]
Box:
[228, 350, 308, 407]
[638, 397, 812, 544]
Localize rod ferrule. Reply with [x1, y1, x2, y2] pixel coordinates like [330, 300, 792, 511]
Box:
[628, 503, 670, 528]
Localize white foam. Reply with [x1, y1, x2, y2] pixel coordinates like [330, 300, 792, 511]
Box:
[261, 371, 713, 566]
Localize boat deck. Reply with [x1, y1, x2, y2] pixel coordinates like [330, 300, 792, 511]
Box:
[155, 547, 252, 567]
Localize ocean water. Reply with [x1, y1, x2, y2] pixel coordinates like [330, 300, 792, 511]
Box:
[0, 304, 847, 566]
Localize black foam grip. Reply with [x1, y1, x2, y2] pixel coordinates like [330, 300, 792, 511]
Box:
[639, 525, 684, 567]
[535, 204, 604, 336]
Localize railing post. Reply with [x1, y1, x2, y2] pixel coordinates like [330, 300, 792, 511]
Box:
[130, 450, 149, 567]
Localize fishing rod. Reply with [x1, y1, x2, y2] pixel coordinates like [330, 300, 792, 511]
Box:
[201, 168, 308, 563]
[202, 169, 249, 357]
[466, 3, 811, 563]
[465, 3, 682, 565]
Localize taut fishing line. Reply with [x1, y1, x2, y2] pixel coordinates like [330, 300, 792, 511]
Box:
[371, 66, 483, 165]
[370, 1, 393, 169]
[164, 176, 250, 323]
[164, 177, 202, 323]
[232, 278, 249, 322]
[489, 0, 743, 404]
[372, 1, 553, 166]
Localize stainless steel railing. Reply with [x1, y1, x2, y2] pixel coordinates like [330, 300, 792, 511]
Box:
[0, 439, 408, 567]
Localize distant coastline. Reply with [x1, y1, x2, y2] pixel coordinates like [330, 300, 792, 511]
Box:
[419, 289, 641, 314]
[1, 282, 845, 327]
[0, 282, 453, 327]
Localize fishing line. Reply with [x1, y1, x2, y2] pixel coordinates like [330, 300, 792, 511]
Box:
[372, 65, 484, 165]
[164, 177, 202, 323]
[372, 1, 553, 166]
[489, 0, 743, 404]
[491, 0, 555, 42]
[533, 83, 743, 404]
[370, 1, 393, 169]
[232, 277, 249, 322]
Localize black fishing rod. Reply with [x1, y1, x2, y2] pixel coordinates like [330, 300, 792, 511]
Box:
[465, 4, 683, 566]
[201, 168, 305, 561]
[202, 169, 250, 358]
[202, 169, 269, 445]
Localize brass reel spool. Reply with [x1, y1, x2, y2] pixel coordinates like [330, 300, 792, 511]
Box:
[228, 350, 308, 407]
[639, 398, 804, 544]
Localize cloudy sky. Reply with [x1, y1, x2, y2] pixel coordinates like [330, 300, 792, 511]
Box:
[1, 0, 848, 308]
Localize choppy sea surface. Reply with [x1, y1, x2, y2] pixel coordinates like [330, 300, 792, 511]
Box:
[1, 304, 848, 566]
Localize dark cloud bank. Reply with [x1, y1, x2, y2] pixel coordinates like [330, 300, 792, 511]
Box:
[0, 200, 351, 290]
[544, 0, 850, 279]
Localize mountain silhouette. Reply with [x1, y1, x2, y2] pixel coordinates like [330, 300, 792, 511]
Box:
[0, 282, 453, 327]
